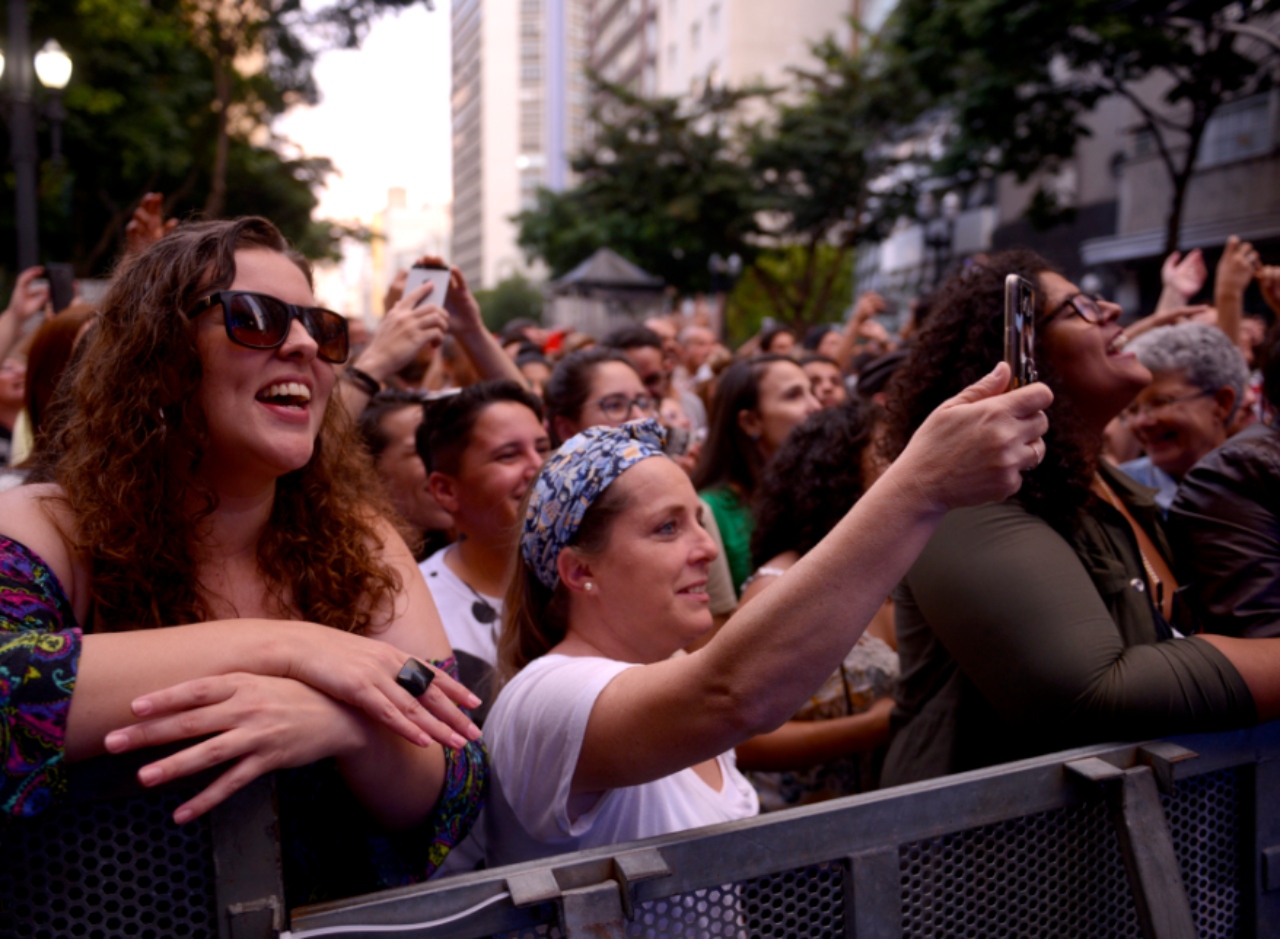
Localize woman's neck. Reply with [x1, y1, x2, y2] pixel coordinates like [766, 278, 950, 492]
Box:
[189, 485, 275, 564]
[448, 533, 514, 597]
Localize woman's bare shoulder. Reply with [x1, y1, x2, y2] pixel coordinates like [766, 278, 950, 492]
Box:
[0, 483, 85, 599]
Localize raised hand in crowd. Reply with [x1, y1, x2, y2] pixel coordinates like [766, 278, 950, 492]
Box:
[1121, 304, 1216, 344]
[340, 256, 526, 419]
[0, 265, 51, 363]
[123, 193, 179, 257]
[1258, 265, 1280, 320]
[1214, 235, 1260, 344]
[1156, 248, 1207, 312]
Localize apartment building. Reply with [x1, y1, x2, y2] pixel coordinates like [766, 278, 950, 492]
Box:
[451, 0, 590, 289]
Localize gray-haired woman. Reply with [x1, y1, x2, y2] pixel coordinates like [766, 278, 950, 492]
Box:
[1119, 321, 1249, 512]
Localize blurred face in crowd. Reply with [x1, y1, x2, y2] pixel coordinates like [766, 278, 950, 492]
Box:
[764, 331, 796, 357]
[645, 317, 682, 365]
[0, 357, 26, 420]
[1124, 369, 1235, 479]
[816, 330, 844, 361]
[558, 361, 654, 443]
[430, 401, 551, 543]
[568, 457, 718, 660]
[375, 405, 453, 534]
[739, 359, 821, 458]
[681, 328, 716, 371]
[659, 396, 692, 430]
[803, 359, 847, 409]
[193, 249, 337, 488]
[519, 358, 552, 399]
[1037, 272, 1150, 434]
[621, 345, 668, 400]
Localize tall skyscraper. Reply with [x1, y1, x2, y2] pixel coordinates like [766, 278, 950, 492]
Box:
[451, 0, 589, 289]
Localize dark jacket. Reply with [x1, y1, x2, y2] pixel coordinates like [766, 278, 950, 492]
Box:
[1169, 421, 1280, 638]
[881, 462, 1255, 788]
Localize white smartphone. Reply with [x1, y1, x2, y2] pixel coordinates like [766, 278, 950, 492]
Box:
[403, 263, 452, 309]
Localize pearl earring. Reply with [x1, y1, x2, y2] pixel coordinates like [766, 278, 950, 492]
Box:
[584, 581, 595, 592]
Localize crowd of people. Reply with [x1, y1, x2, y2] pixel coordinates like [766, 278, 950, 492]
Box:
[3, 200, 1280, 902]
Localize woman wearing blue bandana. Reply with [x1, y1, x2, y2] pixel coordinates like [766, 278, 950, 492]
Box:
[483, 364, 1053, 864]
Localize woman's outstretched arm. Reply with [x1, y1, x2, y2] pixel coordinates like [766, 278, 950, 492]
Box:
[572, 364, 1052, 794]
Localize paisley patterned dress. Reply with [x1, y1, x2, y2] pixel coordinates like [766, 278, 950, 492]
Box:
[0, 535, 487, 904]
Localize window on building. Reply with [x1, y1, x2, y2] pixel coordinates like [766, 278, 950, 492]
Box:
[1198, 94, 1272, 168]
[690, 20, 700, 51]
[708, 3, 719, 33]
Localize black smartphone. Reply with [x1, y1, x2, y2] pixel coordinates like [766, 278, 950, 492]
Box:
[46, 262, 75, 313]
[663, 425, 691, 458]
[1004, 274, 1039, 389]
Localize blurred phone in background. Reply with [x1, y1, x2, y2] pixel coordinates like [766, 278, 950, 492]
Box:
[403, 263, 452, 310]
[46, 263, 75, 313]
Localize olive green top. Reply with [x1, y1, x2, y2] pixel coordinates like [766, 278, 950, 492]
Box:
[881, 462, 1256, 787]
[699, 485, 754, 598]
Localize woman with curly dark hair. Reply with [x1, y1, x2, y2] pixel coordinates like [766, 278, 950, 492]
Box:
[735, 402, 897, 808]
[0, 218, 486, 907]
[879, 249, 1277, 787]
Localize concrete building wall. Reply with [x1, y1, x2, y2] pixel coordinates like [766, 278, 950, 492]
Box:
[452, 0, 586, 289]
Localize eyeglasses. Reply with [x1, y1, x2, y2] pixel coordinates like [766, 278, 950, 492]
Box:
[1121, 389, 1214, 423]
[1043, 292, 1112, 327]
[591, 393, 655, 422]
[187, 290, 350, 364]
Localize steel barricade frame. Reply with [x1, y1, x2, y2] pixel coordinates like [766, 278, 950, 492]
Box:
[288, 720, 1280, 939]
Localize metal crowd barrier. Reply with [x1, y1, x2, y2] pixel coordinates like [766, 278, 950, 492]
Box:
[291, 721, 1280, 939]
[7, 722, 1280, 938]
[1, 748, 284, 939]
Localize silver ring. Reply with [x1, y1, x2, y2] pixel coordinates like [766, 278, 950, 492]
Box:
[395, 657, 435, 698]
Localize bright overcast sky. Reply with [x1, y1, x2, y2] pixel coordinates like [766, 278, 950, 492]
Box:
[275, 2, 453, 223]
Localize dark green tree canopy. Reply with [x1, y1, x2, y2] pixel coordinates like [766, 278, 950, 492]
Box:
[881, 0, 1280, 250]
[3, 0, 424, 278]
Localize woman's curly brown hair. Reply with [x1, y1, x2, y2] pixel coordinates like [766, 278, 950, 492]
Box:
[883, 250, 1098, 534]
[42, 217, 401, 634]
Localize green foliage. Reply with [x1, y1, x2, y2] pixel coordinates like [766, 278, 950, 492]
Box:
[881, 0, 1280, 251]
[515, 79, 764, 294]
[726, 245, 853, 346]
[474, 274, 546, 333]
[0, 0, 420, 278]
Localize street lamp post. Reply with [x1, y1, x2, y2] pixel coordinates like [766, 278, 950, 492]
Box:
[3, 2, 74, 270]
[7, 0, 39, 270]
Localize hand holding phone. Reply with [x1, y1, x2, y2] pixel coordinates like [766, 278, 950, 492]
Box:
[403, 263, 452, 311]
[1004, 274, 1039, 389]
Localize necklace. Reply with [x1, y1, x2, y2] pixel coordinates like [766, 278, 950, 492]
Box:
[458, 576, 499, 626]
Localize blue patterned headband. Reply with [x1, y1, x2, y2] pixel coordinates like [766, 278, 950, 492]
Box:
[522, 419, 668, 590]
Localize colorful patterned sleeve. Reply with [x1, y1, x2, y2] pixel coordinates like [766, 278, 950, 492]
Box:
[279, 655, 489, 908]
[0, 535, 81, 818]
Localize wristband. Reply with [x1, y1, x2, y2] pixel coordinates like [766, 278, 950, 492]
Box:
[344, 366, 381, 396]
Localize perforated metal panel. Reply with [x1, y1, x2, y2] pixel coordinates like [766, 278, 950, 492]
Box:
[1164, 768, 1243, 937]
[0, 790, 217, 939]
[897, 768, 1242, 939]
[623, 863, 844, 939]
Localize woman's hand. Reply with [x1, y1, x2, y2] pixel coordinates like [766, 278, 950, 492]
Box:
[185, 621, 482, 752]
[352, 283, 449, 383]
[1160, 249, 1207, 305]
[4, 266, 50, 324]
[416, 254, 486, 338]
[899, 362, 1053, 514]
[104, 672, 369, 823]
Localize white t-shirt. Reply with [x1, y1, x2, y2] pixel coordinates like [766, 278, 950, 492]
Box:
[418, 546, 504, 667]
[485, 654, 759, 866]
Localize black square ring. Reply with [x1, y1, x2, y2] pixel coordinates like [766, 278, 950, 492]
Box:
[395, 657, 435, 698]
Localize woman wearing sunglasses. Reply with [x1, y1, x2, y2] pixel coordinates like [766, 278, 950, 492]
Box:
[0, 218, 486, 907]
[879, 250, 1278, 789]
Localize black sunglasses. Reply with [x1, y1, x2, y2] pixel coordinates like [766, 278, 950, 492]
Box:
[186, 290, 350, 364]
